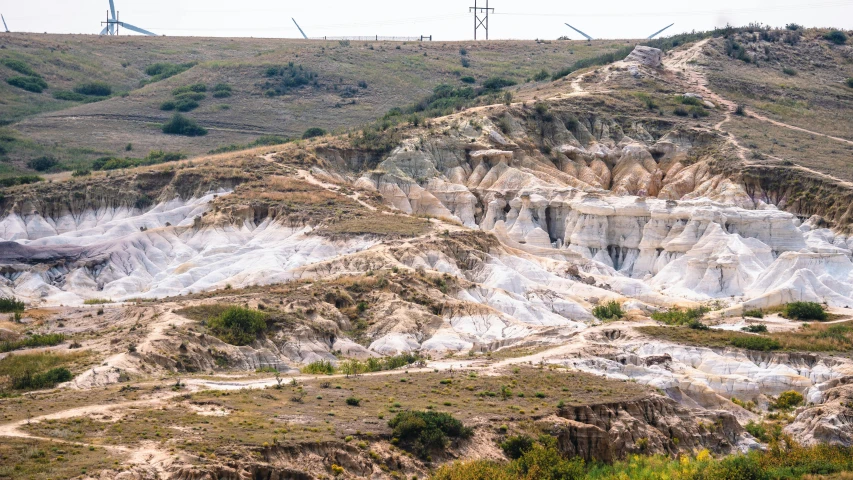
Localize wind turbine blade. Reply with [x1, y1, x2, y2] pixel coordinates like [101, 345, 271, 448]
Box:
[99, 25, 110, 35]
[292, 18, 308, 39]
[119, 22, 157, 36]
[564, 23, 593, 41]
[648, 23, 674, 39]
[1, 15, 8, 33]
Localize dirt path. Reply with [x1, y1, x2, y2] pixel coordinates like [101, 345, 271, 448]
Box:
[665, 39, 853, 148]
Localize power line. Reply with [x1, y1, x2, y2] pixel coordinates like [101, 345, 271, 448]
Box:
[470, 0, 494, 40]
[493, 0, 853, 18]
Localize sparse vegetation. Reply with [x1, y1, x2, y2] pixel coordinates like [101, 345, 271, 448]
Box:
[651, 306, 710, 326]
[142, 62, 196, 85]
[263, 62, 319, 96]
[823, 30, 848, 45]
[0, 175, 44, 188]
[742, 324, 768, 333]
[302, 359, 336, 375]
[0, 334, 66, 354]
[301, 127, 326, 139]
[771, 390, 804, 410]
[206, 306, 268, 345]
[743, 309, 764, 318]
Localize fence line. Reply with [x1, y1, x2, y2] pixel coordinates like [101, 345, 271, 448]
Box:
[309, 35, 431, 41]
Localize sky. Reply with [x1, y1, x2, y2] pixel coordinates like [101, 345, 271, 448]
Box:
[2, 0, 852, 40]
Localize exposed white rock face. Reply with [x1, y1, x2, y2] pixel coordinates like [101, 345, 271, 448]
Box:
[0, 194, 378, 305]
[625, 46, 663, 68]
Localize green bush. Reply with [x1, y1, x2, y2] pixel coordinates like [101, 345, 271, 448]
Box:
[1, 59, 38, 77]
[847, 78, 853, 88]
[482, 77, 517, 91]
[143, 62, 196, 84]
[302, 359, 335, 375]
[743, 309, 764, 318]
[782, 67, 797, 76]
[52, 90, 88, 102]
[712, 454, 767, 480]
[162, 114, 207, 136]
[388, 411, 472, 457]
[263, 62, 318, 95]
[172, 83, 207, 95]
[688, 320, 709, 330]
[783, 302, 828, 321]
[26, 156, 59, 172]
[0, 297, 25, 313]
[302, 127, 326, 139]
[500, 435, 535, 459]
[771, 390, 804, 410]
[345, 396, 361, 406]
[74, 82, 112, 96]
[730, 335, 781, 351]
[533, 69, 550, 81]
[175, 92, 205, 102]
[0, 334, 66, 354]
[676, 95, 704, 106]
[824, 30, 848, 45]
[460, 76, 476, 84]
[6, 76, 48, 93]
[591, 301, 623, 321]
[212, 83, 232, 98]
[673, 106, 689, 117]
[742, 324, 768, 333]
[206, 306, 267, 345]
[12, 367, 73, 390]
[651, 306, 709, 325]
[160, 100, 176, 111]
[174, 98, 200, 112]
[690, 106, 709, 118]
[0, 175, 43, 188]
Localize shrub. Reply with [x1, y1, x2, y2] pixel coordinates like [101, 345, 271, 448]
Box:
[174, 98, 200, 112]
[27, 156, 59, 172]
[345, 396, 361, 406]
[388, 411, 473, 457]
[673, 106, 689, 116]
[651, 306, 709, 325]
[847, 78, 853, 88]
[2, 59, 38, 76]
[712, 454, 766, 480]
[302, 359, 335, 375]
[74, 82, 112, 96]
[677, 95, 704, 106]
[500, 435, 535, 459]
[771, 390, 804, 410]
[143, 62, 195, 83]
[7, 76, 48, 93]
[72, 168, 91, 177]
[735, 104, 746, 115]
[160, 100, 176, 111]
[743, 309, 764, 318]
[460, 57, 470, 68]
[175, 92, 205, 102]
[262, 63, 318, 95]
[783, 302, 827, 321]
[162, 114, 207, 136]
[212, 83, 232, 98]
[688, 320, 709, 330]
[533, 69, 550, 81]
[730, 335, 781, 351]
[742, 324, 768, 333]
[782, 67, 797, 76]
[460, 76, 476, 84]
[0, 334, 66, 354]
[824, 30, 848, 45]
[172, 83, 206, 95]
[511, 437, 585, 480]
[591, 301, 623, 321]
[482, 77, 517, 91]
[302, 127, 326, 139]
[690, 106, 709, 118]
[0, 175, 43, 188]
[12, 367, 73, 390]
[52, 90, 88, 101]
[206, 306, 267, 345]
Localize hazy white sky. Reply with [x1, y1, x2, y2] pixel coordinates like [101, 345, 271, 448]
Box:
[3, 0, 852, 40]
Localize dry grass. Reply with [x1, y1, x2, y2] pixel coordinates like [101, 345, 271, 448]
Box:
[638, 321, 853, 355]
[0, 438, 125, 480]
[20, 367, 649, 461]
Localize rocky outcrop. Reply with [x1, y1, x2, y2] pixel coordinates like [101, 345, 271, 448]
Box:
[542, 395, 752, 462]
[625, 46, 663, 68]
[787, 377, 853, 446]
